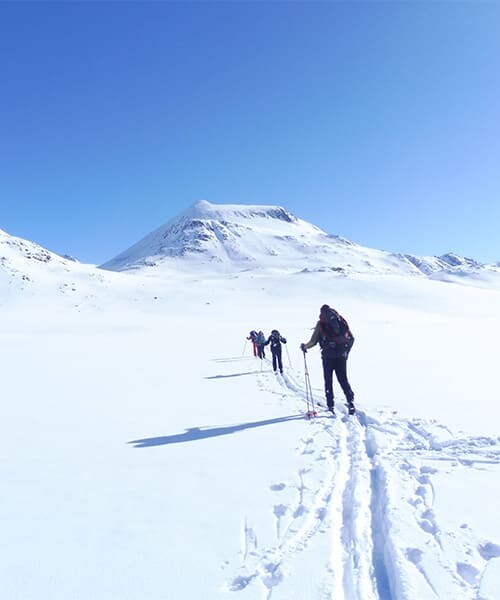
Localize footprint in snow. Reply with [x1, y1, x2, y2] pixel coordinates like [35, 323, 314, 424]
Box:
[406, 547, 423, 564]
[270, 483, 286, 492]
[420, 465, 438, 475]
[479, 542, 500, 560]
[293, 504, 308, 518]
[273, 504, 288, 518]
[456, 562, 480, 585]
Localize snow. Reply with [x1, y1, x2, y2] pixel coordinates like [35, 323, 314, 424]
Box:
[1, 204, 500, 599]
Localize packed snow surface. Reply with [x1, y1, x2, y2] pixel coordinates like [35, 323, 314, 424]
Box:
[1, 204, 500, 599]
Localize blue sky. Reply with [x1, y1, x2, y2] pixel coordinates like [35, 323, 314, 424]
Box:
[1, 1, 499, 264]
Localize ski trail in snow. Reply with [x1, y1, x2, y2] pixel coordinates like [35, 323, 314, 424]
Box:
[260, 368, 383, 599]
[356, 410, 500, 600]
[280, 368, 379, 596]
[227, 366, 379, 599]
[226, 363, 500, 599]
[228, 418, 346, 597]
[340, 417, 378, 600]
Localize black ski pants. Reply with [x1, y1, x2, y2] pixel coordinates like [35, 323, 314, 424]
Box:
[322, 355, 354, 408]
[271, 348, 283, 373]
[257, 344, 266, 359]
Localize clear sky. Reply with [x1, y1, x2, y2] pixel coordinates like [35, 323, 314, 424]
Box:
[1, 1, 499, 264]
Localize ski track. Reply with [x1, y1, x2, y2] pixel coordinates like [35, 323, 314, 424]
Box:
[225, 357, 500, 599]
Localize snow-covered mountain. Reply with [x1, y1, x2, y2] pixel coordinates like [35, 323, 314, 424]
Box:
[0, 227, 75, 295]
[2, 202, 499, 297]
[0, 227, 129, 309]
[99, 200, 337, 272]
[0, 227, 67, 271]
[100, 201, 500, 285]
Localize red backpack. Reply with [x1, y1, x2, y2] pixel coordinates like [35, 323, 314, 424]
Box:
[318, 306, 355, 357]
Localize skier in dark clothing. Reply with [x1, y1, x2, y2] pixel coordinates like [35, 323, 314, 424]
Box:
[247, 330, 259, 357]
[264, 330, 287, 373]
[300, 304, 355, 415]
[256, 330, 266, 359]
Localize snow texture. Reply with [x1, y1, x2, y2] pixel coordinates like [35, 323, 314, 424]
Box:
[1, 203, 499, 599]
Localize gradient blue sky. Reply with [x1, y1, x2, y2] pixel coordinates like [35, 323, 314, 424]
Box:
[1, 1, 499, 264]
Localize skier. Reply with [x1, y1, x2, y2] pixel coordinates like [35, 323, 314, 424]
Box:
[256, 330, 266, 359]
[300, 304, 355, 415]
[247, 330, 259, 357]
[264, 329, 287, 374]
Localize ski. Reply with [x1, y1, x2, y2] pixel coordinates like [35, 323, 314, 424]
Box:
[315, 401, 335, 417]
[346, 402, 356, 415]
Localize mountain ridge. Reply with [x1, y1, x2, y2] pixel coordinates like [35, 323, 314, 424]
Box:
[1, 202, 499, 289]
[98, 201, 500, 284]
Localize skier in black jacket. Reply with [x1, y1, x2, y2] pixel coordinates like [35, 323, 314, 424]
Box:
[265, 330, 287, 374]
[300, 305, 355, 415]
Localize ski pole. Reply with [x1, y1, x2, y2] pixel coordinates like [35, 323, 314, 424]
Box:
[285, 344, 292, 368]
[303, 352, 311, 413]
[242, 339, 248, 357]
[302, 351, 317, 418]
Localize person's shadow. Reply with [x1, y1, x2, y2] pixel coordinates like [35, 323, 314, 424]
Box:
[204, 371, 268, 379]
[128, 414, 303, 448]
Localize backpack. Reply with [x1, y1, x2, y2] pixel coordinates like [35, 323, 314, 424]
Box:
[270, 330, 286, 350]
[257, 331, 266, 345]
[318, 306, 354, 358]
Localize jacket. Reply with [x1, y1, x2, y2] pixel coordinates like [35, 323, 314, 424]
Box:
[264, 333, 287, 352]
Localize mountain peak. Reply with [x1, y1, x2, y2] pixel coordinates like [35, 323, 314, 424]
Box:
[100, 201, 320, 271]
[180, 200, 297, 224]
[98, 201, 498, 287]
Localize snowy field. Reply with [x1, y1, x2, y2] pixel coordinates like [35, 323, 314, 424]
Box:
[2, 255, 500, 599]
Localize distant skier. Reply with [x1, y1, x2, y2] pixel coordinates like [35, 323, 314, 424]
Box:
[247, 330, 259, 357]
[264, 329, 287, 374]
[256, 330, 266, 359]
[300, 304, 355, 415]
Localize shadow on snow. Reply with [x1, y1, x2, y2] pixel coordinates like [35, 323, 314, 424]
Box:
[210, 356, 256, 363]
[205, 370, 271, 379]
[128, 414, 303, 448]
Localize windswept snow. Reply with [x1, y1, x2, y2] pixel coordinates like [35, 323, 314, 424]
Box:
[1, 206, 500, 599]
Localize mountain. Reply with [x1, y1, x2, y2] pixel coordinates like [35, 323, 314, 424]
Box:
[2, 201, 498, 291]
[100, 200, 500, 285]
[0, 227, 71, 281]
[0, 227, 117, 308]
[100, 200, 328, 272]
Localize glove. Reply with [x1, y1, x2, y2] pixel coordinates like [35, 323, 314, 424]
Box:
[300, 343, 307, 353]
